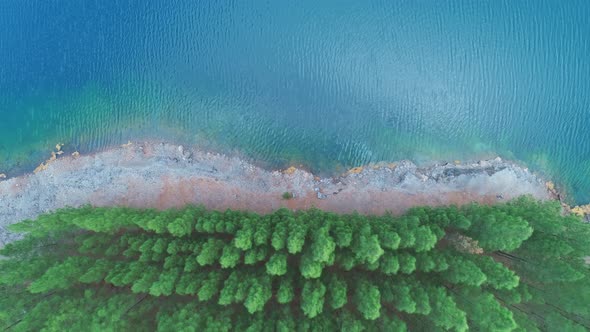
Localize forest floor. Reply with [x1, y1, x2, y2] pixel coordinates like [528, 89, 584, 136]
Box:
[0, 141, 551, 246]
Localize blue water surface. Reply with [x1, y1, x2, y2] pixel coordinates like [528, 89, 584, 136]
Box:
[0, 1, 589, 203]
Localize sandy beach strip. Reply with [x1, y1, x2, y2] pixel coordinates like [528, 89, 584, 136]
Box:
[0, 141, 550, 246]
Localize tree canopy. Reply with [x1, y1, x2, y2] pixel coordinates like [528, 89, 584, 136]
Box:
[1, 196, 589, 331]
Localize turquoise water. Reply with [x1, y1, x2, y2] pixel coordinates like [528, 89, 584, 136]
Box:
[0, 1, 589, 204]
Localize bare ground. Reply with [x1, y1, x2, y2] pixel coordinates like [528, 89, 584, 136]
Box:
[0, 141, 550, 246]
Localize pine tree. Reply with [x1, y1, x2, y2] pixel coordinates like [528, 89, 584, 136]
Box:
[266, 252, 287, 276]
[276, 274, 295, 304]
[243, 274, 272, 313]
[354, 279, 381, 320]
[326, 274, 348, 309]
[465, 212, 533, 251]
[301, 279, 327, 318]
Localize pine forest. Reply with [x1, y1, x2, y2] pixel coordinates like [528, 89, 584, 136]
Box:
[1, 196, 589, 331]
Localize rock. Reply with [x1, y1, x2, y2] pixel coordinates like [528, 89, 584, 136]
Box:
[177, 145, 192, 160]
[33, 162, 47, 174]
[283, 166, 297, 175]
[478, 160, 490, 167]
[572, 204, 590, 217]
[347, 166, 364, 175]
[0, 173, 6, 180]
[121, 141, 133, 148]
[317, 192, 327, 199]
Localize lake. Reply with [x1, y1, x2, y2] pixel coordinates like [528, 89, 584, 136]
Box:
[0, 0, 589, 204]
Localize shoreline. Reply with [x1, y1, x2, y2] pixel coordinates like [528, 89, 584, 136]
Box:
[0, 141, 554, 246]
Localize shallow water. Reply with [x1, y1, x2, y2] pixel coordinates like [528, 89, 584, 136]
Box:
[0, 1, 589, 203]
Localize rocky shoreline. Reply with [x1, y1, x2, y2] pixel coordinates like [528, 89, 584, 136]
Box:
[0, 141, 552, 246]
